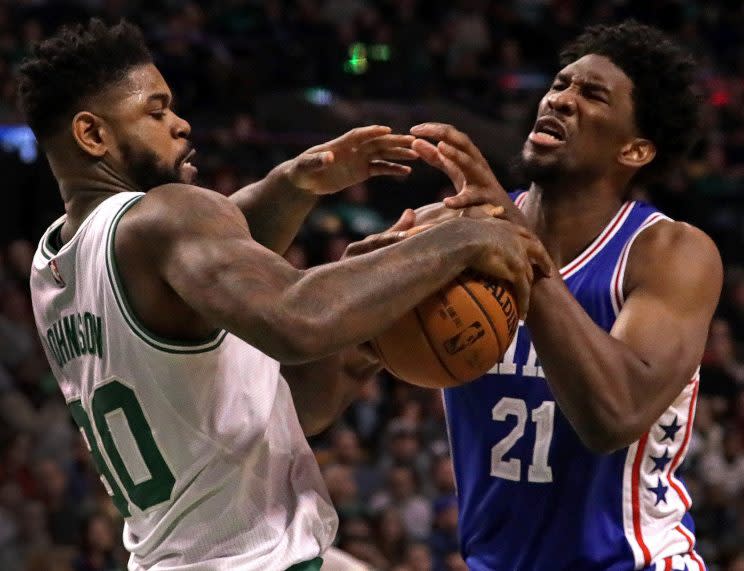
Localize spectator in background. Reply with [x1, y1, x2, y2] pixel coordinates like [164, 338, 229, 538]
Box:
[370, 464, 432, 540]
[429, 495, 459, 571]
[376, 419, 430, 487]
[322, 463, 366, 521]
[34, 458, 80, 547]
[72, 512, 120, 571]
[344, 373, 387, 451]
[373, 506, 408, 567]
[701, 318, 744, 409]
[404, 541, 434, 571]
[700, 427, 744, 500]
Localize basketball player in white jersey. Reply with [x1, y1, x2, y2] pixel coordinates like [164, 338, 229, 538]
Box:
[20, 19, 551, 571]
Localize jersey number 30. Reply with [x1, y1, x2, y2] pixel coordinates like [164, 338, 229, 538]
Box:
[68, 379, 175, 517]
[491, 397, 555, 483]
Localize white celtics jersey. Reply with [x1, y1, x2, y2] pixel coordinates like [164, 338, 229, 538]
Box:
[30, 191, 337, 570]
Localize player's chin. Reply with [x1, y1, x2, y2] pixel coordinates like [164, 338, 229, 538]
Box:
[521, 147, 561, 170]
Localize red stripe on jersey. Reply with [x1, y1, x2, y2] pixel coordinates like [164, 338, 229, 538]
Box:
[561, 202, 633, 279]
[676, 525, 705, 570]
[676, 524, 693, 550]
[664, 557, 673, 571]
[515, 192, 528, 209]
[632, 432, 652, 566]
[612, 213, 664, 310]
[667, 381, 699, 509]
[690, 550, 705, 571]
[612, 242, 627, 312]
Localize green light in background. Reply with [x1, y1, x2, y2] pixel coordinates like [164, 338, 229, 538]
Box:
[343, 43, 368, 74]
[369, 44, 391, 61]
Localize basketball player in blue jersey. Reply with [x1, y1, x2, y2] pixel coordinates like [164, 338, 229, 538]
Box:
[405, 21, 722, 571]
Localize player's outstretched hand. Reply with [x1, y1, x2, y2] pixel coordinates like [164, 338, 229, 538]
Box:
[287, 125, 419, 196]
[410, 122, 525, 224]
[342, 209, 434, 258]
[469, 217, 553, 317]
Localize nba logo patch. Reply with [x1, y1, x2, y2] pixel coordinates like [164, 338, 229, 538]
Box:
[49, 258, 65, 287]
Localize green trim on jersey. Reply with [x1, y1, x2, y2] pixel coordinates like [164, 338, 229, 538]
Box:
[40, 217, 65, 260]
[286, 557, 323, 571]
[105, 195, 227, 354]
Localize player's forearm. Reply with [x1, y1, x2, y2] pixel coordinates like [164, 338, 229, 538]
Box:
[228, 162, 317, 255]
[264, 219, 478, 362]
[526, 277, 670, 452]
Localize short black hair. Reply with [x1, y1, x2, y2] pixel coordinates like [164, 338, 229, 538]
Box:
[17, 18, 152, 142]
[560, 20, 700, 181]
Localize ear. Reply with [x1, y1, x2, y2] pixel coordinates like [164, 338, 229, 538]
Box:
[618, 138, 656, 169]
[71, 111, 109, 158]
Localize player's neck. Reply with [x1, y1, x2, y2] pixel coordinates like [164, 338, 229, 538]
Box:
[525, 181, 625, 269]
[53, 159, 141, 244]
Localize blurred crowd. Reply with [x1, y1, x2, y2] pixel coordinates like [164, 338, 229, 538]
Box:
[0, 1, 744, 570]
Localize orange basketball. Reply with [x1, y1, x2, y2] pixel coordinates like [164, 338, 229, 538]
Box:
[371, 274, 519, 389]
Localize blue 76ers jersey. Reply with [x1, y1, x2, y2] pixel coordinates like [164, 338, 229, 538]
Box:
[444, 192, 705, 571]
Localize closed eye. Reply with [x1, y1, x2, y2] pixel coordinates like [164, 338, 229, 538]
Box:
[584, 90, 608, 103]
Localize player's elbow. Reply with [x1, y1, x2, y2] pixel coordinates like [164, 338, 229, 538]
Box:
[577, 417, 645, 454]
[297, 414, 334, 437]
[267, 314, 339, 364]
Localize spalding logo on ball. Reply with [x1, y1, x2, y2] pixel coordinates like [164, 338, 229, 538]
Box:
[371, 274, 519, 389]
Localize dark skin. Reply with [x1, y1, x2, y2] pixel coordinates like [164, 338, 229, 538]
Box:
[402, 54, 722, 453]
[47, 63, 552, 435]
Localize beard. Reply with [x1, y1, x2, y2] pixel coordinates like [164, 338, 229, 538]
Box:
[509, 150, 566, 187]
[120, 142, 191, 191]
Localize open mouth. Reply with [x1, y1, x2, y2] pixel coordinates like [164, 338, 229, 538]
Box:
[528, 116, 567, 148]
[179, 148, 198, 183]
[180, 148, 196, 169]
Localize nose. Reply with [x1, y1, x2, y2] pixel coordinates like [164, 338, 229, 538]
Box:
[172, 113, 191, 139]
[546, 88, 577, 116]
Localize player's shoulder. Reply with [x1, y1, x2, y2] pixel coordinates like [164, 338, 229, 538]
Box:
[122, 184, 247, 242]
[626, 217, 722, 296]
[115, 184, 249, 268]
[631, 218, 719, 265]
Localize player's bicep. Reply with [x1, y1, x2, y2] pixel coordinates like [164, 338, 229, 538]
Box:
[610, 222, 722, 386]
[143, 186, 302, 347]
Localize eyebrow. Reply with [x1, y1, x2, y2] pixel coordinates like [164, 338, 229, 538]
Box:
[146, 92, 172, 107]
[556, 72, 611, 94]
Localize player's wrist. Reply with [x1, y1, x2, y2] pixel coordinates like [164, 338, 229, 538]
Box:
[270, 160, 320, 202]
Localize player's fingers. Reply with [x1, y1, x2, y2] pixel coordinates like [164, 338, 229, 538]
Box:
[361, 134, 416, 152]
[387, 209, 416, 232]
[443, 188, 491, 210]
[411, 122, 485, 161]
[526, 239, 554, 278]
[413, 139, 466, 189]
[513, 273, 531, 319]
[411, 138, 445, 167]
[488, 205, 506, 218]
[438, 141, 492, 185]
[375, 147, 420, 162]
[405, 223, 434, 237]
[344, 125, 393, 144]
[369, 160, 411, 177]
[344, 232, 405, 257]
